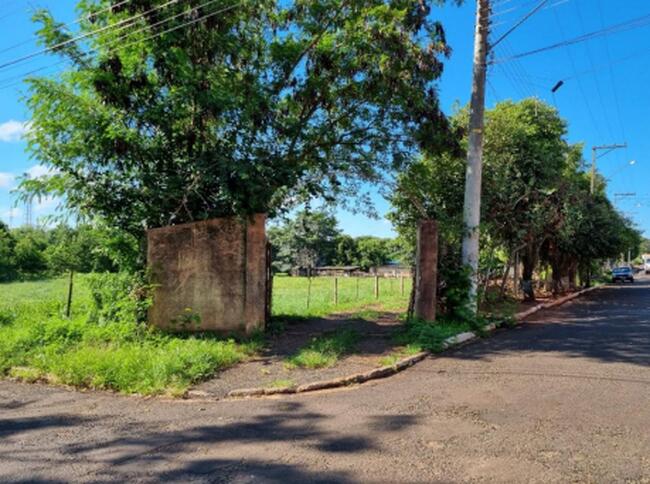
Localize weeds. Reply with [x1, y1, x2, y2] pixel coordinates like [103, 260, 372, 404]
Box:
[286, 328, 360, 369]
[0, 274, 258, 396]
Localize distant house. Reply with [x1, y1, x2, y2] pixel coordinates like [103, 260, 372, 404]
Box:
[375, 264, 411, 278]
[311, 266, 361, 277]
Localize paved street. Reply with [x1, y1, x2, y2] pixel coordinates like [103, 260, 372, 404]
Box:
[2, 279, 650, 483]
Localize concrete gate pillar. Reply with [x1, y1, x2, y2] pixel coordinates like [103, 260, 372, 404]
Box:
[147, 214, 268, 335]
[414, 219, 438, 322]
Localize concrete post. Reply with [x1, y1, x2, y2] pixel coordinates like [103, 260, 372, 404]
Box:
[414, 219, 438, 322]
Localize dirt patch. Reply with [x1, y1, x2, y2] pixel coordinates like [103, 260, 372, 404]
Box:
[194, 311, 406, 399]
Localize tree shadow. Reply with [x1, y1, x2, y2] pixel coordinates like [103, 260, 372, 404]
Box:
[447, 281, 650, 368]
[0, 414, 95, 438]
[1, 401, 420, 483]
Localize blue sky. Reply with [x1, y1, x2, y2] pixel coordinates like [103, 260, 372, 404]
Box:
[0, 0, 649, 237]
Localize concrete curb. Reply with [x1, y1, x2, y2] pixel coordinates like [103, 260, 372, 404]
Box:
[220, 285, 601, 400]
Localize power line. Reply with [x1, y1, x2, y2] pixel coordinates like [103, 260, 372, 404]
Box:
[596, 0, 627, 146]
[0, 0, 133, 58]
[491, 12, 650, 64]
[0, 1, 245, 91]
[550, 7, 604, 140]
[0, 0, 181, 73]
[574, 0, 615, 142]
[491, 0, 549, 48]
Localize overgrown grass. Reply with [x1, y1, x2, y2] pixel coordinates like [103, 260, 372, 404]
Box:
[272, 276, 411, 318]
[0, 275, 260, 396]
[286, 328, 360, 369]
[378, 345, 422, 366]
[394, 318, 474, 353]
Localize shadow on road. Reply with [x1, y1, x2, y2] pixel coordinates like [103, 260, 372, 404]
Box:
[448, 279, 650, 367]
[0, 401, 420, 482]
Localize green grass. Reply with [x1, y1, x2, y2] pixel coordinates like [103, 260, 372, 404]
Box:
[0, 274, 410, 394]
[378, 344, 423, 366]
[0, 275, 260, 396]
[272, 276, 411, 318]
[269, 378, 296, 389]
[286, 328, 360, 369]
[394, 318, 474, 353]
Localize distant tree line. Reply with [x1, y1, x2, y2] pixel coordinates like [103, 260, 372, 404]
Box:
[0, 222, 138, 282]
[268, 210, 405, 274]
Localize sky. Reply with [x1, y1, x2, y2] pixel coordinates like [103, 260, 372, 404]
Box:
[0, 0, 649, 237]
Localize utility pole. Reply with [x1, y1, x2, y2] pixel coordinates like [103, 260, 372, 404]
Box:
[590, 144, 626, 194]
[461, 0, 490, 310]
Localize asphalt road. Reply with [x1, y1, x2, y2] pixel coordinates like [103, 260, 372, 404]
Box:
[2, 279, 650, 483]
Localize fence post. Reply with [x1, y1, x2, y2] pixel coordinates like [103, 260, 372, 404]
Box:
[307, 269, 312, 309]
[356, 277, 359, 299]
[374, 274, 379, 299]
[334, 277, 338, 305]
[400, 275, 405, 296]
[66, 270, 74, 318]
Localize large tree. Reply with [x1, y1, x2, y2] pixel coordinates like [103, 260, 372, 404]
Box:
[268, 209, 341, 271]
[24, 0, 457, 237]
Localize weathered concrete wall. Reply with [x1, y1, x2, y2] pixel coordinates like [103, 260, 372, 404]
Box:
[147, 214, 268, 335]
[414, 219, 438, 322]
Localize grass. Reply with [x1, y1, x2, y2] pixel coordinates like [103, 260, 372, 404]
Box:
[269, 378, 296, 389]
[0, 274, 466, 395]
[378, 345, 423, 367]
[272, 276, 411, 318]
[286, 328, 360, 369]
[394, 318, 474, 353]
[0, 275, 261, 396]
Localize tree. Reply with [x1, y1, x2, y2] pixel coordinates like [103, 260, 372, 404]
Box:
[0, 222, 17, 282]
[12, 228, 49, 277]
[24, 0, 457, 239]
[355, 236, 392, 270]
[268, 209, 341, 271]
[334, 235, 358, 266]
[481, 99, 568, 300]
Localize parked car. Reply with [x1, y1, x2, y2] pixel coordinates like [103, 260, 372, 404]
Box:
[644, 259, 650, 275]
[612, 266, 634, 283]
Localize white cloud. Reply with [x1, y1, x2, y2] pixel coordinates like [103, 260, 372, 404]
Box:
[26, 164, 55, 179]
[34, 195, 58, 213]
[0, 172, 14, 188]
[1, 208, 22, 227]
[0, 120, 30, 143]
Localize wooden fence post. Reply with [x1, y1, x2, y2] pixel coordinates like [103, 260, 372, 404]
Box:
[66, 270, 74, 318]
[400, 276, 405, 296]
[374, 274, 379, 299]
[334, 277, 339, 305]
[356, 277, 360, 299]
[307, 269, 312, 309]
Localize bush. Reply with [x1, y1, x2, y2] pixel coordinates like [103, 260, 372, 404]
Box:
[86, 272, 153, 325]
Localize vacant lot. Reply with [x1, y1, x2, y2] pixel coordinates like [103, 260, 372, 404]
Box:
[0, 275, 411, 396]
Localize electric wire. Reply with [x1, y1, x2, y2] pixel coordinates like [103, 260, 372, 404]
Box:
[0, 0, 181, 72]
[491, 12, 650, 65]
[0, 1, 245, 91]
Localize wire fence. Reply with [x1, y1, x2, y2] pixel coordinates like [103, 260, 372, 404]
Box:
[271, 275, 413, 318]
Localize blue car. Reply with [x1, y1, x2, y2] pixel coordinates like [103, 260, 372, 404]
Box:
[612, 266, 634, 283]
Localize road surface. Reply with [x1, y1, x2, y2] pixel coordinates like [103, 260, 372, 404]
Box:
[2, 279, 649, 483]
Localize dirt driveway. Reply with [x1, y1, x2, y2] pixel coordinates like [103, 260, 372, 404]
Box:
[2, 280, 649, 483]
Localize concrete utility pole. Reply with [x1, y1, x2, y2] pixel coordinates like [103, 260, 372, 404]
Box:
[590, 143, 627, 194]
[461, 0, 490, 310]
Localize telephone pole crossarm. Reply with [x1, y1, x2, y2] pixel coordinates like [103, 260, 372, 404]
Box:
[590, 143, 627, 194]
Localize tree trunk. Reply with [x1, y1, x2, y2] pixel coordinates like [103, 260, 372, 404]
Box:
[521, 243, 537, 301]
